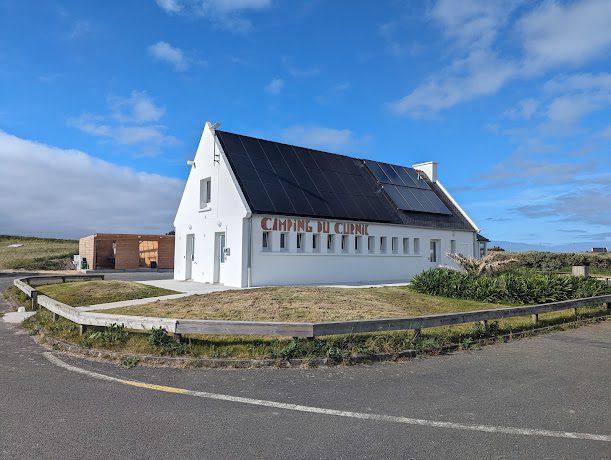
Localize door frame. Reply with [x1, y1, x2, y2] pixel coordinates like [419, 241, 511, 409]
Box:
[185, 234, 195, 280]
[213, 232, 226, 284]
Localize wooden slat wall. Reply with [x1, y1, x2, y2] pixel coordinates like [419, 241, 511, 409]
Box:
[78, 236, 95, 269]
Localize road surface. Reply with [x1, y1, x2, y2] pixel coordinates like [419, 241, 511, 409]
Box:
[1, 274, 610, 459]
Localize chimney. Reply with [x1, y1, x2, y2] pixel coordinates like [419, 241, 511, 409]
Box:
[412, 161, 438, 182]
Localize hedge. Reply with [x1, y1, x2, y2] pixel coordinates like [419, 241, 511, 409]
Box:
[410, 268, 611, 305]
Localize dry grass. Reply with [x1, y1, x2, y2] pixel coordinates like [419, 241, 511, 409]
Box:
[38, 280, 178, 306]
[97, 285, 511, 322]
[0, 235, 78, 270]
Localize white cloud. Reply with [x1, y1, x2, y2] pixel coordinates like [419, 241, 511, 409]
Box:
[0, 130, 182, 238]
[518, 0, 611, 71]
[156, 0, 182, 13]
[68, 91, 178, 151]
[281, 125, 371, 153]
[390, 0, 611, 117]
[148, 41, 188, 71]
[264, 78, 284, 95]
[155, 0, 272, 33]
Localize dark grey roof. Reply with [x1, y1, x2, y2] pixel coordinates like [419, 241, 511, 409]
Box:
[477, 234, 490, 242]
[216, 130, 476, 232]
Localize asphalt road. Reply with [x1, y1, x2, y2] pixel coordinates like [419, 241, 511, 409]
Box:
[1, 275, 610, 459]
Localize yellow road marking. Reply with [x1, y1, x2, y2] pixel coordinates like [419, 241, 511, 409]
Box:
[122, 379, 190, 394]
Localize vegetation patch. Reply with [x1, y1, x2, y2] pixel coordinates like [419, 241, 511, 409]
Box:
[492, 251, 611, 276]
[94, 286, 510, 322]
[411, 268, 611, 304]
[37, 280, 178, 306]
[20, 305, 609, 364]
[0, 235, 78, 270]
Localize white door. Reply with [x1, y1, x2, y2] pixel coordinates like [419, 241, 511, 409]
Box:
[213, 232, 226, 284]
[185, 234, 195, 280]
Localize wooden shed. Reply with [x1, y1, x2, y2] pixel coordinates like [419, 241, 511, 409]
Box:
[78, 234, 174, 270]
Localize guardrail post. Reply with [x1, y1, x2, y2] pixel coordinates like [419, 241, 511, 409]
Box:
[604, 302, 610, 311]
[52, 312, 58, 322]
[31, 290, 38, 311]
[480, 320, 489, 330]
[79, 324, 87, 335]
[531, 313, 539, 324]
[173, 333, 182, 343]
[570, 307, 577, 317]
[413, 328, 421, 341]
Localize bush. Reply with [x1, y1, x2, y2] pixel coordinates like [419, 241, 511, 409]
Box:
[81, 323, 129, 348]
[410, 268, 611, 304]
[147, 327, 188, 355]
[492, 251, 611, 272]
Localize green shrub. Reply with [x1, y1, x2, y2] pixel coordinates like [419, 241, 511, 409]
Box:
[410, 268, 611, 304]
[81, 323, 129, 348]
[147, 327, 188, 355]
[492, 251, 611, 273]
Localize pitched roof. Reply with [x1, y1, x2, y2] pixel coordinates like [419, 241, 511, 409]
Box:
[216, 130, 476, 231]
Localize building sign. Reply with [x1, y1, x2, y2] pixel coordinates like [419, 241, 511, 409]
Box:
[261, 217, 369, 235]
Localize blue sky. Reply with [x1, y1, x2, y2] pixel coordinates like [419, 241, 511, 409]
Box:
[1, 0, 610, 243]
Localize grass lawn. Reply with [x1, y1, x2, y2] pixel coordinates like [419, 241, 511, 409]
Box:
[0, 235, 78, 270]
[95, 285, 513, 322]
[37, 280, 178, 306]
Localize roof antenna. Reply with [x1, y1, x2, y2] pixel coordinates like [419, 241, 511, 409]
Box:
[210, 122, 221, 130]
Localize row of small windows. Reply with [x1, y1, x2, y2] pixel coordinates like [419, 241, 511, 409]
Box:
[262, 232, 430, 255]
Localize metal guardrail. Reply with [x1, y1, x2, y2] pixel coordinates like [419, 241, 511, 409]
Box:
[13, 275, 611, 339]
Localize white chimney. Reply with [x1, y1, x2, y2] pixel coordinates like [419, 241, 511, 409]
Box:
[412, 161, 438, 182]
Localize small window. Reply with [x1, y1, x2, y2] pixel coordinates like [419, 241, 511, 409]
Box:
[392, 237, 399, 254]
[200, 178, 211, 209]
[296, 233, 304, 251]
[312, 234, 320, 252]
[450, 239, 456, 254]
[414, 238, 421, 255]
[280, 233, 288, 251]
[430, 239, 440, 263]
[380, 236, 387, 253]
[327, 234, 335, 253]
[341, 235, 349, 253]
[403, 238, 409, 254]
[368, 236, 375, 254]
[355, 236, 362, 253]
[262, 231, 270, 251]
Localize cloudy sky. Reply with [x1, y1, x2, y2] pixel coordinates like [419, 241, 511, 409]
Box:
[0, 0, 610, 242]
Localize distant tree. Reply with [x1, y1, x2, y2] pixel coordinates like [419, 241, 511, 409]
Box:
[166, 230, 175, 235]
[489, 246, 505, 252]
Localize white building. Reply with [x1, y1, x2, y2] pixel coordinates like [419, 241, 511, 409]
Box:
[174, 122, 485, 287]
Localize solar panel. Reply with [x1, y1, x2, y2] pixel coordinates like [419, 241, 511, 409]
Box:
[216, 131, 399, 223]
[364, 160, 452, 215]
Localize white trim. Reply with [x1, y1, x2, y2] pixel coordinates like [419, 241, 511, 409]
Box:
[435, 180, 480, 233]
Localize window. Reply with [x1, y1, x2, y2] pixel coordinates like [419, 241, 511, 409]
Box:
[392, 237, 399, 254]
[200, 178, 211, 209]
[380, 236, 387, 253]
[450, 239, 456, 254]
[414, 238, 421, 255]
[296, 233, 304, 252]
[262, 231, 270, 251]
[355, 236, 362, 253]
[368, 236, 375, 254]
[280, 233, 288, 251]
[403, 238, 410, 254]
[312, 234, 320, 252]
[327, 234, 335, 253]
[430, 239, 440, 263]
[341, 235, 349, 253]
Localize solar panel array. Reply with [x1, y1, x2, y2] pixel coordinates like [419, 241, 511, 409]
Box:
[216, 131, 399, 223]
[363, 160, 452, 215]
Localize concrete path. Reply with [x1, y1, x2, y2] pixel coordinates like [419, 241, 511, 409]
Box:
[78, 278, 237, 312]
[2, 310, 36, 323]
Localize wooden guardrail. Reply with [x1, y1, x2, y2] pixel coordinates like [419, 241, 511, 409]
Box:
[12, 276, 611, 340]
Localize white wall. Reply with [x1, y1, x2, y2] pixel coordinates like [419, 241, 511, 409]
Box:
[173, 123, 250, 286]
[250, 214, 475, 286]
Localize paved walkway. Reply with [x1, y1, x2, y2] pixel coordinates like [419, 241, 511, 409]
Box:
[2, 310, 36, 323]
[77, 279, 236, 312]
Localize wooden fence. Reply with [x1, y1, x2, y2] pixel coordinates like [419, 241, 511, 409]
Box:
[13, 275, 611, 340]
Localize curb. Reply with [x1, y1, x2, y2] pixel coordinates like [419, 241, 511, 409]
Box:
[33, 315, 609, 369]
